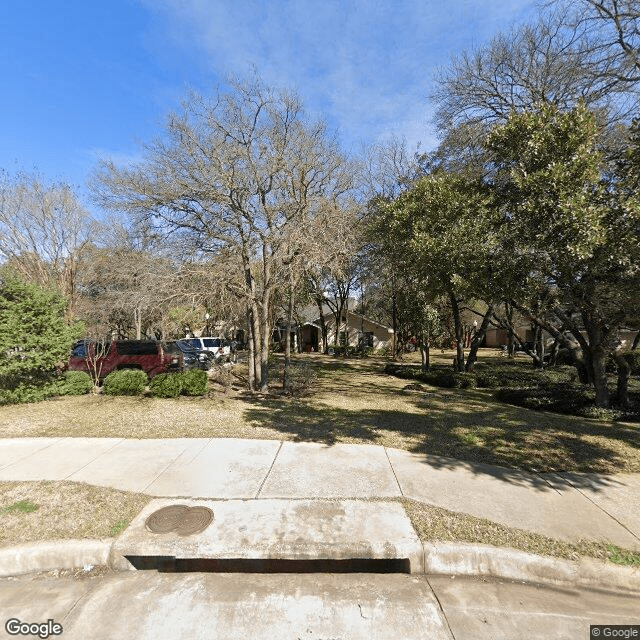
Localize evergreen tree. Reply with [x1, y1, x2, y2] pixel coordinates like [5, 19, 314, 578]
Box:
[0, 270, 83, 390]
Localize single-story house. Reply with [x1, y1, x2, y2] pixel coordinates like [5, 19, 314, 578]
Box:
[274, 306, 393, 353]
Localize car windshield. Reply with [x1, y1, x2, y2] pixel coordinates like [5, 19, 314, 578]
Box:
[71, 341, 89, 358]
[177, 340, 198, 352]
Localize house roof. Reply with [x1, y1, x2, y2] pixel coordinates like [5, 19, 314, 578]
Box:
[294, 306, 393, 334]
[345, 311, 394, 333]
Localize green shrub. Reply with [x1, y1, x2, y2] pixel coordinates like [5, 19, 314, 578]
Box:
[180, 369, 209, 396]
[414, 370, 441, 385]
[384, 363, 419, 379]
[0, 380, 55, 405]
[434, 372, 457, 388]
[577, 406, 622, 422]
[0, 272, 84, 383]
[475, 372, 501, 388]
[554, 349, 576, 366]
[150, 373, 183, 398]
[494, 384, 592, 414]
[59, 371, 93, 395]
[453, 373, 477, 389]
[103, 369, 148, 396]
[332, 345, 358, 357]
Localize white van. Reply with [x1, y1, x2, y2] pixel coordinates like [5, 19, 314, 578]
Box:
[184, 337, 231, 361]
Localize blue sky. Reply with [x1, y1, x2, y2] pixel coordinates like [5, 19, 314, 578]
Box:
[1, 0, 537, 212]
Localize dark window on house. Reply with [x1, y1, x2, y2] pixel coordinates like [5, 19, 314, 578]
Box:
[339, 331, 347, 346]
[364, 332, 374, 347]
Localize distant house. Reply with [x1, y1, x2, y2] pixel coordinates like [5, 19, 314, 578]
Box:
[274, 303, 393, 353]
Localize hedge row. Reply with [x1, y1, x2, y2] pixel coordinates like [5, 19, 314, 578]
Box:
[103, 369, 209, 397]
[384, 362, 640, 421]
[384, 363, 483, 389]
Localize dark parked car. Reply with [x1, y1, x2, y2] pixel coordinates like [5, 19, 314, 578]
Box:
[68, 340, 182, 380]
[183, 337, 231, 362]
[165, 340, 215, 371]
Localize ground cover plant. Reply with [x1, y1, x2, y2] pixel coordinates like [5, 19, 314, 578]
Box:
[1, 350, 638, 474]
[385, 356, 640, 422]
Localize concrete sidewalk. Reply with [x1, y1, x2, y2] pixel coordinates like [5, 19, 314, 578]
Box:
[1, 437, 639, 551]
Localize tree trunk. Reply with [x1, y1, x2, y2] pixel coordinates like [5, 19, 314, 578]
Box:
[548, 337, 560, 366]
[506, 302, 515, 358]
[251, 303, 262, 389]
[592, 347, 610, 408]
[134, 307, 142, 340]
[533, 325, 545, 369]
[465, 303, 494, 372]
[314, 294, 328, 353]
[242, 258, 261, 392]
[283, 273, 294, 391]
[246, 307, 255, 391]
[259, 304, 270, 392]
[583, 315, 611, 408]
[632, 331, 640, 351]
[613, 348, 631, 407]
[391, 284, 398, 360]
[420, 330, 430, 371]
[449, 290, 465, 372]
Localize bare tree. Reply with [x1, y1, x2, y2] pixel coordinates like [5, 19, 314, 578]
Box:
[544, 0, 640, 81]
[92, 75, 354, 391]
[0, 171, 95, 316]
[432, 7, 640, 138]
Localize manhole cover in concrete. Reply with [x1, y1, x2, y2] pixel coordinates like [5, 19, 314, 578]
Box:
[145, 505, 214, 536]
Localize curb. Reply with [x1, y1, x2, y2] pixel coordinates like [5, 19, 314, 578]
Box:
[423, 542, 640, 593]
[1, 538, 639, 594]
[0, 539, 113, 578]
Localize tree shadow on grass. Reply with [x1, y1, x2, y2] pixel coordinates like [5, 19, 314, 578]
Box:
[240, 390, 639, 492]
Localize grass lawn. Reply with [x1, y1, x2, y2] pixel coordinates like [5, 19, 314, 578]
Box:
[1, 353, 639, 568]
[0, 349, 637, 474]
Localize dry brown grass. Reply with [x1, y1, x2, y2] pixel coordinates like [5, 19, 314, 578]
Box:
[401, 498, 640, 565]
[0, 350, 638, 474]
[0, 481, 150, 547]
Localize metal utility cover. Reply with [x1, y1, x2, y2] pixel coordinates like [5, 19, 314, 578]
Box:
[145, 505, 214, 536]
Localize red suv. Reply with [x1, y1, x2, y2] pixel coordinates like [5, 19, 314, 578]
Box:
[68, 340, 182, 380]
